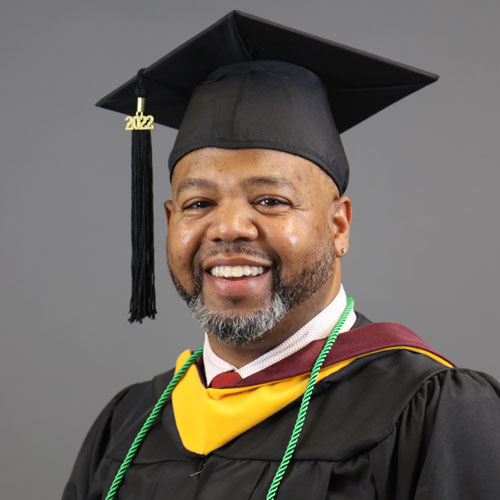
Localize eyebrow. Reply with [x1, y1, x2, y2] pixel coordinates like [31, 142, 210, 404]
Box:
[175, 178, 216, 198]
[241, 176, 298, 193]
[175, 175, 299, 198]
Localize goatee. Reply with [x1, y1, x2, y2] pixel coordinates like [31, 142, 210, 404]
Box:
[169, 240, 335, 345]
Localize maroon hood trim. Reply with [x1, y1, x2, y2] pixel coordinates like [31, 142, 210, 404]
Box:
[195, 322, 454, 388]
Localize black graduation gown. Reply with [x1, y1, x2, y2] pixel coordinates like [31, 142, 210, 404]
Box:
[62, 320, 500, 500]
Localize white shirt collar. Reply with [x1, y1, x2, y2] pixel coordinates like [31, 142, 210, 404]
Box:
[203, 285, 356, 386]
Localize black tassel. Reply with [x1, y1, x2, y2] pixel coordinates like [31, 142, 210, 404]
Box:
[128, 70, 156, 323]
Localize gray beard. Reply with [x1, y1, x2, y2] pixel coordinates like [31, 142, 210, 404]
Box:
[188, 280, 289, 345]
[169, 240, 335, 345]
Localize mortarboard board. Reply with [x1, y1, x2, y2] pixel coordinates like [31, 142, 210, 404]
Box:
[96, 10, 438, 323]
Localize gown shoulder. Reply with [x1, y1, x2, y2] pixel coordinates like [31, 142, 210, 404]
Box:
[369, 365, 500, 500]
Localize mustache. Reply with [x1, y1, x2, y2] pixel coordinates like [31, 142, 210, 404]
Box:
[196, 244, 278, 269]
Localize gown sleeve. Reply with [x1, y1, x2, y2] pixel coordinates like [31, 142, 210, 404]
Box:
[61, 388, 129, 500]
[370, 368, 500, 500]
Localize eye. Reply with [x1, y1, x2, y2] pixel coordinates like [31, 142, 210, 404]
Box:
[254, 197, 290, 207]
[182, 200, 213, 211]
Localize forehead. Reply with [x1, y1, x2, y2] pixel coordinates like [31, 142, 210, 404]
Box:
[171, 147, 336, 194]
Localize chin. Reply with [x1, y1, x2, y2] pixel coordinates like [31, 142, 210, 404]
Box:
[190, 292, 289, 345]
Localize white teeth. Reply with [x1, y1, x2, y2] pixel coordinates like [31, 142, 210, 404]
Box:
[231, 266, 243, 277]
[251, 266, 263, 276]
[209, 265, 265, 278]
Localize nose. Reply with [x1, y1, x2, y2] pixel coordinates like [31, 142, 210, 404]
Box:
[206, 200, 259, 242]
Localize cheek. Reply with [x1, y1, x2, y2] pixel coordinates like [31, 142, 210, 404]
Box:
[285, 216, 325, 244]
[274, 212, 333, 268]
[167, 222, 203, 283]
[270, 217, 326, 265]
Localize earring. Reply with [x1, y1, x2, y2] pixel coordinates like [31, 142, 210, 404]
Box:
[341, 248, 347, 254]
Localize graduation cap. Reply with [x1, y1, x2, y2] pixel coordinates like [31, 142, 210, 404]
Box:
[96, 10, 438, 323]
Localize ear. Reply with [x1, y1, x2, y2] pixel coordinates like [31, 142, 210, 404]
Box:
[330, 195, 352, 258]
[164, 200, 173, 226]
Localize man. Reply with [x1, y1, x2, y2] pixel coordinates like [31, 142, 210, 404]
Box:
[63, 11, 500, 500]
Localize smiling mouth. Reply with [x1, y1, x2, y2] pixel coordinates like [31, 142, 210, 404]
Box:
[209, 265, 266, 278]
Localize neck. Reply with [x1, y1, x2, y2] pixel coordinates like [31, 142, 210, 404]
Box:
[208, 261, 343, 367]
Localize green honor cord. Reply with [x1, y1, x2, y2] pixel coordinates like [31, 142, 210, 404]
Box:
[104, 346, 204, 500]
[105, 296, 354, 500]
[265, 295, 354, 499]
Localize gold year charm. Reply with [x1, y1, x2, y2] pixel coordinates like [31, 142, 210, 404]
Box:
[125, 97, 155, 131]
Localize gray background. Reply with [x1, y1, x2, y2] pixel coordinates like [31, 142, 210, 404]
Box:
[1, 0, 499, 498]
